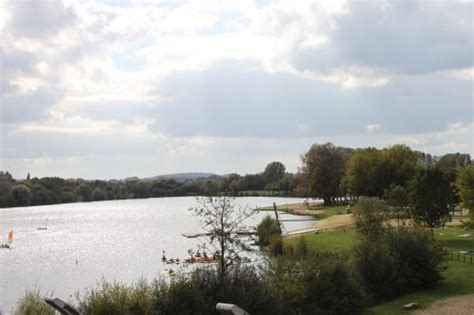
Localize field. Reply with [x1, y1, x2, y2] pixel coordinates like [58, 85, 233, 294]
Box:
[286, 226, 474, 314]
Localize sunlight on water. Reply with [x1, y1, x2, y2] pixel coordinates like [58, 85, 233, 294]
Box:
[0, 196, 312, 314]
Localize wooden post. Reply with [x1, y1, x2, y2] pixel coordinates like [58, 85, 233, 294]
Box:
[273, 202, 281, 233]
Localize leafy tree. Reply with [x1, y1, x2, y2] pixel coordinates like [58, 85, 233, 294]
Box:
[263, 161, 286, 184]
[219, 174, 241, 195]
[38, 177, 66, 198]
[384, 185, 409, 228]
[0, 178, 14, 207]
[11, 184, 33, 206]
[345, 148, 384, 197]
[456, 165, 474, 217]
[353, 197, 389, 240]
[436, 153, 471, 174]
[409, 168, 452, 235]
[189, 196, 252, 286]
[76, 184, 93, 202]
[301, 143, 353, 205]
[416, 151, 438, 167]
[380, 145, 419, 188]
[0, 171, 13, 181]
[256, 215, 281, 246]
[31, 184, 57, 205]
[105, 186, 116, 200]
[61, 191, 76, 203]
[93, 188, 107, 201]
[201, 179, 218, 196]
[345, 145, 419, 198]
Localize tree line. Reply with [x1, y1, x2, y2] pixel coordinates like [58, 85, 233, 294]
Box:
[0, 161, 295, 208]
[300, 143, 472, 206]
[1, 143, 472, 212]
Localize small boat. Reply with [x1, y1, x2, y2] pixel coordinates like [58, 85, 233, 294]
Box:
[1, 230, 13, 249]
[37, 218, 48, 230]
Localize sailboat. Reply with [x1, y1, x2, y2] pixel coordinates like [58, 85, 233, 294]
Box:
[1, 230, 13, 249]
[37, 218, 48, 230]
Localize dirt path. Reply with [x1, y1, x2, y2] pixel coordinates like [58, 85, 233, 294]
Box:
[287, 214, 354, 237]
[415, 294, 474, 314]
[315, 214, 353, 230]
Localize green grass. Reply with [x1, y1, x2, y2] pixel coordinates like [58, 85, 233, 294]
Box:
[365, 260, 474, 314]
[435, 227, 474, 252]
[287, 227, 474, 314]
[13, 290, 55, 315]
[367, 228, 474, 314]
[319, 205, 348, 218]
[241, 190, 286, 196]
[287, 229, 356, 253]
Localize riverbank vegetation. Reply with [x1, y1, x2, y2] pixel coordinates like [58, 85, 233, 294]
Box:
[11, 192, 474, 314]
[1, 143, 472, 212]
[0, 161, 297, 208]
[7, 142, 474, 314]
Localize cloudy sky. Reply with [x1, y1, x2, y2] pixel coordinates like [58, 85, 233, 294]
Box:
[0, 0, 472, 179]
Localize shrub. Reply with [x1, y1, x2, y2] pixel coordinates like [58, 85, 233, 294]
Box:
[190, 265, 284, 314]
[256, 215, 281, 246]
[269, 252, 365, 314]
[13, 290, 54, 315]
[353, 197, 389, 240]
[353, 234, 399, 302]
[77, 279, 154, 315]
[387, 228, 445, 290]
[352, 197, 446, 302]
[153, 275, 206, 314]
[268, 235, 284, 256]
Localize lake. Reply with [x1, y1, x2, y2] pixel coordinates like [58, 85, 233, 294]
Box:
[0, 196, 312, 313]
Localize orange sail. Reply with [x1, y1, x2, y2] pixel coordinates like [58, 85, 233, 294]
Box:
[7, 230, 13, 243]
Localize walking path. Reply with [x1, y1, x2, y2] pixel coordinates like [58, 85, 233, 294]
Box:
[415, 294, 474, 314]
[287, 214, 354, 237]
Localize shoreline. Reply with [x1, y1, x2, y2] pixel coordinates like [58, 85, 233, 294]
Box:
[257, 201, 355, 238]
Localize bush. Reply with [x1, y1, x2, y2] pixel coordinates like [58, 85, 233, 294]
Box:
[75, 266, 282, 315]
[352, 197, 446, 302]
[268, 235, 284, 256]
[13, 290, 54, 315]
[256, 215, 281, 246]
[387, 228, 445, 290]
[190, 265, 284, 314]
[269, 252, 366, 314]
[77, 279, 154, 315]
[353, 234, 399, 301]
[153, 275, 206, 314]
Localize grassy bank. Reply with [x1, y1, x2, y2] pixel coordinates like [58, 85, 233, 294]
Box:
[286, 229, 356, 253]
[256, 202, 349, 219]
[286, 226, 474, 314]
[366, 260, 474, 314]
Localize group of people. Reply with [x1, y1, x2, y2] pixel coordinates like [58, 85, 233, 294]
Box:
[161, 248, 221, 265]
[162, 251, 180, 264]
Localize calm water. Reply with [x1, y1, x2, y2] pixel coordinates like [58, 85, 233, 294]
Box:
[0, 196, 312, 313]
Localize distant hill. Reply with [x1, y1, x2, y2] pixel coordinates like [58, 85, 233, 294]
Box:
[144, 172, 219, 182]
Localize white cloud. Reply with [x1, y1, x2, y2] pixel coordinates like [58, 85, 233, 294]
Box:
[318, 66, 391, 89]
[365, 124, 382, 133]
[450, 67, 474, 80]
[1, 0, 472, 178]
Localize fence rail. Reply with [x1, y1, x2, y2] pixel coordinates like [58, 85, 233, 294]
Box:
[448, 250, 474, 265]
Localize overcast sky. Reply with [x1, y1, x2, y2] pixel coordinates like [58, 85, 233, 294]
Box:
[0, 0, 472, 179]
